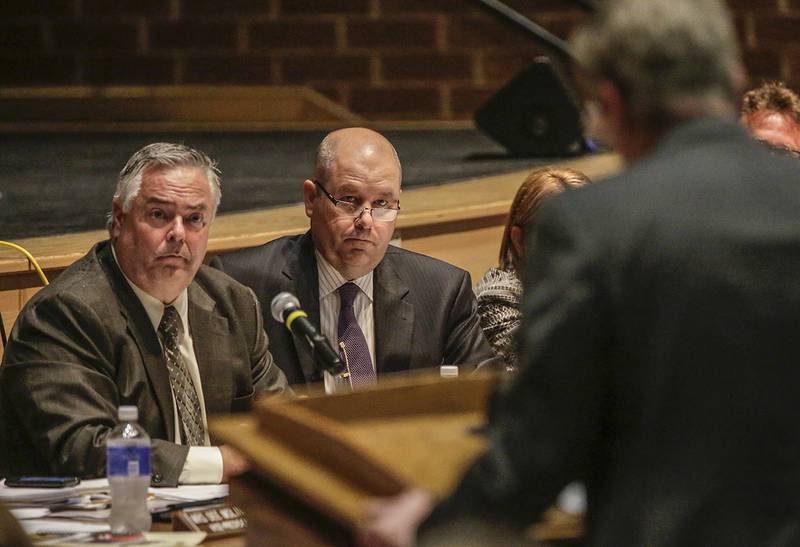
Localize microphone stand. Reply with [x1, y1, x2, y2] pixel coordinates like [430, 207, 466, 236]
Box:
[472, 0, 574, 62]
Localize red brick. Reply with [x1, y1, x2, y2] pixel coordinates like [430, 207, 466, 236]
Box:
[785, 77, 800, 94]
[381, 53, 472, 82]
[250, 20, 337, 50]
[380, 0, 480, 14]
[150, 21, 238, 50]
[450, 85, 496, 117]
[183, 55, 273, 83]
[785, 57, 800, 85]
[732, 14, 749, 47]
[348, 86, 440, 117]
[742, 49, 782, 82]
[0, 55, 75, 84]
[0, 23, 44, 50]
[52, 21, 139, 51]
[280, 0, 370, 15]
[784, 0, 800, 11]
[281, 54, 370, 83]
[0, 0, 74, 17]
[535, 12, 585, 41]
[347, 19, 436, 49]
[81, 0, 169, 16]
[726, 0, 777, 10]
[512, 0, 586, 10]
[753, 14, 800, 48]
[446, 14, 547, 52]
[182, 0, 270, 16]
[83, 55, 175, 84]
[484, 54, 540, 83]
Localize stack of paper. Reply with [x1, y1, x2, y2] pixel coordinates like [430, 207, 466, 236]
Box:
[1, 478, 229, 537]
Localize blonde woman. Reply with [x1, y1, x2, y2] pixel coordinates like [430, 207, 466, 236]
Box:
[476, 167, 591, 370]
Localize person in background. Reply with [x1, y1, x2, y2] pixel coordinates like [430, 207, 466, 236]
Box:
[740, 80, 800, 156]
[476, 167, 590, 371]
[0, 143, 289, 486]
[212, 127, 493, 392]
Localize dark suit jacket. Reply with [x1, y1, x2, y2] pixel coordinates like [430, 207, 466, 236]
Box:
[0, 240, 289, 486]
[424, 118, 800, 546]
[210, 232, 493, 385]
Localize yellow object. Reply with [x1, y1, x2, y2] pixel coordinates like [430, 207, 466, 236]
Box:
[285, 309, 308, 331]
[0, 241, 49, 285]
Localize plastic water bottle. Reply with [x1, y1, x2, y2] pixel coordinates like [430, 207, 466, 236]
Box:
[107, 405, 152, 536]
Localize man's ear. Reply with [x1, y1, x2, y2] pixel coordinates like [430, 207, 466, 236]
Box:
[303, 179, 316, 219]
[110, 200, 124, 239]
[598, 80, 625, 125]
[596, 80, 639, 158]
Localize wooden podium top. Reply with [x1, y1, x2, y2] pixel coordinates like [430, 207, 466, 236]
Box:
[210, 372, 583, 544]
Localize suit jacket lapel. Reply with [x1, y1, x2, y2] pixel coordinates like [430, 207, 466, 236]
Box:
[374, 254, 414, 374]
[187, 283, 231, 415]
[285, 232, 322, 383]
[96, 242, 176, 441]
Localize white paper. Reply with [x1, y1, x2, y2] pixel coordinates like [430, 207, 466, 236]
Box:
[9, 507, 50, 519]
[148, 484, 228, 502]
[42, 531, 207, 546]
[19, 517, 110, 534]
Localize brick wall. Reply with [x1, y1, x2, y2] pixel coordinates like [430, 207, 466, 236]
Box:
[0, 0, 795, 120]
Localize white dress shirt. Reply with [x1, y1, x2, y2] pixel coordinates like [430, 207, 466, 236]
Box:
[315, 251, 375, 394]
[113, 247, 223, 484]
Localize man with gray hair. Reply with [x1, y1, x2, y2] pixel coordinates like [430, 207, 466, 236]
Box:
[358, 1, 800, 545]
[0, 142, 289, 486]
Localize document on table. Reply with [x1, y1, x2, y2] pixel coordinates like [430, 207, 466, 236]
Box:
[3, 479, 230, 536]
[0, 478, 109, 504]
[1, 479, 227, 505]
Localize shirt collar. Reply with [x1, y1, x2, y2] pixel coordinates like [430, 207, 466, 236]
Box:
[315, 250, 373, 301]
[111, 242, 189, 333]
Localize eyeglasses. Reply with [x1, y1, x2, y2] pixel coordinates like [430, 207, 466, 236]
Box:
[314, 180, 400, 222]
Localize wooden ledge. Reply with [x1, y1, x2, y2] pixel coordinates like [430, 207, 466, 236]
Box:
[0, 85, 363, 132]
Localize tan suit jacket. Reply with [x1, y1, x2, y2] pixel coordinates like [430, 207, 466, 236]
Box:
[0, 240, 289, 486]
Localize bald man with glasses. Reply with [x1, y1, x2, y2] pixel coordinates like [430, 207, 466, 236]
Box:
[211, 128, 493, 392]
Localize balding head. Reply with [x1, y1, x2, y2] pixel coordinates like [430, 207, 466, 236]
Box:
[314, 127, 402, 187]
[304, 127, 402, 280]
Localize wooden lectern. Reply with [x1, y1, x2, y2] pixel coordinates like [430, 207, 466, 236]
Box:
[210, 372, 581, 546]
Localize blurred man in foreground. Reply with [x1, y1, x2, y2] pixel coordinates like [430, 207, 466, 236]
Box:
[740, 80, 800, 156]
[0, 143, 289, 486]
[359, 1, 800, 545]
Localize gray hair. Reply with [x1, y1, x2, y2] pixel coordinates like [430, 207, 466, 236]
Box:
[313, 130, 403, 184]
[571, 0, 742, 126]
[107, 142, 221, 230]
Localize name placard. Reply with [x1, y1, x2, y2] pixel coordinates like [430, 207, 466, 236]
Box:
[172, 503, 246, 539]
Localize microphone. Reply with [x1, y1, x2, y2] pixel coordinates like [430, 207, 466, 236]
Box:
[270, 292, 346, 376]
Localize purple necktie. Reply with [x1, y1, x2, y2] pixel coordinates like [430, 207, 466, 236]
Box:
[337, 282, 376, 389]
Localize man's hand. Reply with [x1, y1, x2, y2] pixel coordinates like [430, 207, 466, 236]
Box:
[357, 488, 435, 547]
[219, 444, 251, 482]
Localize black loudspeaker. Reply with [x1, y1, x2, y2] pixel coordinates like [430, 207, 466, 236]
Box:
[475, 57, 587, 157]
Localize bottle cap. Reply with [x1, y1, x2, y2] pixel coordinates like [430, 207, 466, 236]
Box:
[118, 405, 138, 421]
[440, 365, 459, 378]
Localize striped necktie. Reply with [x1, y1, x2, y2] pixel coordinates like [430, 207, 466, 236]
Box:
[157, 306, 205, 446]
